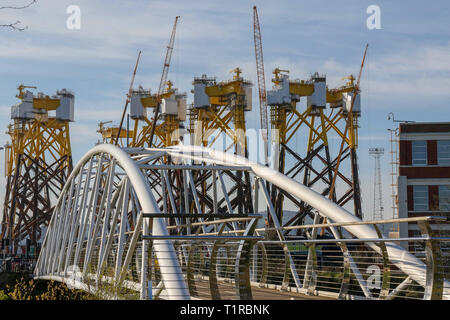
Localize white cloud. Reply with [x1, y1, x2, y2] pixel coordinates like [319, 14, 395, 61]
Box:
[0, 0, 251, 64]
[310, 42, 450, 102]
[70, 122, 101, 143]
[0, 37, 133, 61]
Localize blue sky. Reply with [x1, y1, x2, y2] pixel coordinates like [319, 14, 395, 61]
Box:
[1, 0, 450, 220]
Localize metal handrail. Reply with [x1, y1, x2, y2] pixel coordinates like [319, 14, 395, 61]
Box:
[139, 164, 252, 171]
[284, 216, 447, 230]
[192, 216, 449, 236]
[259, 237, 450, 244]
[143, 235, 264, 241]
[172, 232, 448, 301]
[143, 213, 262, 218]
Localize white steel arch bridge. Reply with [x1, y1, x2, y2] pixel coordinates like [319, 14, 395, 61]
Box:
[34, 144, 450, 300]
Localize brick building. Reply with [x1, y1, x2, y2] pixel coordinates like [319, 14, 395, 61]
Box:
[398, 122, 450, 242]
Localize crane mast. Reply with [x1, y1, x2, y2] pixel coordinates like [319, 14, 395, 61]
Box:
[328, 43, 368, 221]
[148, 15, 180, 147]
[114, 50, 142, 145]
[253, 6, 268, 165]
[158, 16, 180, 98]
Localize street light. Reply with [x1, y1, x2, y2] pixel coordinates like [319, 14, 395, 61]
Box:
[387, 112, 415, 123]
[0, 146, 3, 260]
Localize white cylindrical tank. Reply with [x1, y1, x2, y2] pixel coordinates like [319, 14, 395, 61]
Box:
[130, 93, 147, 120]
[56, 89, 75, 121]
[161, 98, 178, 116]
[307, 75, 326, 109]
[244, 86, 252, 111]
[176, 94, 187, 121]
[193, 82, 209, 108]
[343, 92, 361, 115]
[267, 74, 291, 106]
[11, 91, 35, 119]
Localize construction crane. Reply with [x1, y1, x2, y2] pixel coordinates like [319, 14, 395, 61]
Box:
[253, 5, 269, 165]
[16, 84, 37, 99]
[148, 16, 180, 147]
[114, 51, 142, 145]
[328, 44, 368, 219]
[272, 68, 289, 85]
[103, 17, 181, 148]
[316, 44, 368, 235]
[97, 120, 134, 146]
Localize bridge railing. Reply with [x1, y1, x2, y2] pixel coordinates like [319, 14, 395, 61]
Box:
[252, 237, 448, 300]
[146, 216, 448, 300]
[31, 145, 449, 300]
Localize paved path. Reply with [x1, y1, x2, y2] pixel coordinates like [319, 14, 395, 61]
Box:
[190, 278, 334, 300]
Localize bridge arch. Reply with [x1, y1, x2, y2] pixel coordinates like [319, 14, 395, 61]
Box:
[34, 144, 190, 299]
[34, 144, 449, 300]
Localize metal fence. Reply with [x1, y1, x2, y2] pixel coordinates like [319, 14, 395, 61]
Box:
[143, 216, 449, 300]
[0, 257, 36, 274]
[29, 215, 449, 300]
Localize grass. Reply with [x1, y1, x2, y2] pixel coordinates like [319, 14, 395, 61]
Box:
[0, 272, 94, 300]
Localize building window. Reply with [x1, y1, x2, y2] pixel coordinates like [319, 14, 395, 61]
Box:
[437, 140, 450, 165]
[413, 185, 428, 211]
[412, 140, 427, 166]
[439, 185, 450, 211]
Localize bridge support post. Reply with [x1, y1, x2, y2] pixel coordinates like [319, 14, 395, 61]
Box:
[140, 217, 150, 300]
[234, 218, 258, 299]
[374, 225, 390, 299]
[418, 220, 444, 300]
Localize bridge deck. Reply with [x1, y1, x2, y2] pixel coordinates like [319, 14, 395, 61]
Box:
[190, 279, 335, 300]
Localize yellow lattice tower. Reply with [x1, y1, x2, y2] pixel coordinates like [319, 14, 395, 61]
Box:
[1, 86, 74, 255]
[130, 81, 186, 148]
[189, 68, 254, 216]
[190, 68, 252, 156]
[96, 81, 186, 148]
[97, 120, 134, 147]
[267, 69, 362, 230]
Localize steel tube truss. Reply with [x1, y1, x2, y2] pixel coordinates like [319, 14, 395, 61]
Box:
[34, 144, 450, 300]
[269, 104, 362, 231]
[34, 144, 190, 300]
[1, 117, 72, 256]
